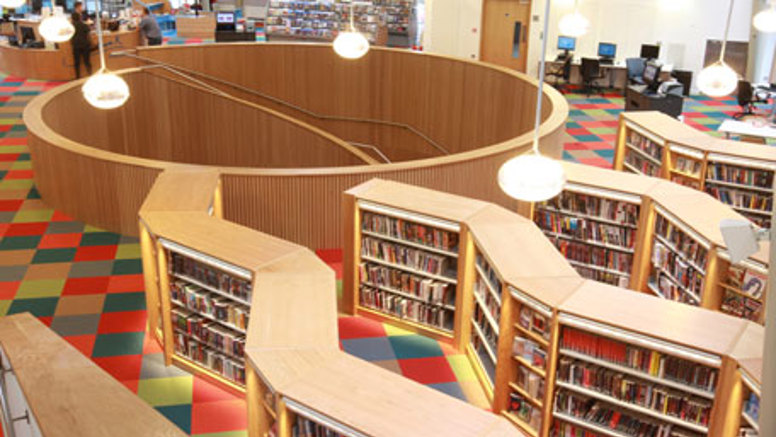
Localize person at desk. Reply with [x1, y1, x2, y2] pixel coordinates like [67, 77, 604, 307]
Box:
[139, 8, 162, 46]
[74, 1, 90, 23]
[71, 12, 92, 79]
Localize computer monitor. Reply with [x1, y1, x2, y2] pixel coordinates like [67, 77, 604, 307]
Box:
[19, 26, 35, 44]
[216, 12, 235, 31]
[643, 61, 661, 91]
[640, 44, 660, 60]
[557, 35, 576, 51]
[598, 42, 616, 59]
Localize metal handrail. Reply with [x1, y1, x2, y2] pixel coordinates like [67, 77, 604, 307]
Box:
[111, 50, 450, 156]
[349, 141, 391, 163]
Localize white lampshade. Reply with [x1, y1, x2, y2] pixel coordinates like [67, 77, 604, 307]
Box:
[754, 6, 776, 32]
[558, 11, 590, 37]
[39, 15, 75, 43]
[333, 31, 369, 59]
[0, 0, 26, 8]
[82, 72, 130, 109]
[498, 153, 566, 202]
[697, 62, 739, 97]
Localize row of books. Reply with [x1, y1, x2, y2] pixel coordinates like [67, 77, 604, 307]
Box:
[575, 265, 631, 288]
[513, 336, 548, 371]
[359, 262, 455, 307]
[553, 239, 633, 275]
[539, 192, 641, 226]
[292, 416, 343, 437]
[744, 391, 760, 423]
[360, 285, 454, 331]
[706, 163, 773, 189]
[654, 215, 708, 270]
[473, 303, 499, 354]
[361, 237, 455, 279]
[726, 265, 767, 300]
[508, 391, 542, 432]
[625, 151, 662, 178]
[476, 253, 501, 294]
[673, 156, 702, 178]
[361, 211, 459, 252]
[535, 210, 638, 249]
[651, 241, 705, 296]
[173, 331, 246, 385]
[171, 308, 246, 360]
[670, 175, 701, 190]
[169, 251, 252, 303]
[170, 280, 249, 331]
[517, 364, 546, 401]
[648, 272, 701, 306]
[474, 274, 501, 327]
[558, 358, 712, 427]
[721, 290, 763, 322]
[554, 390, 704, 437]
[705, 186, 773, 212]
[471, 328, 497, 383]
[561, 328, 718, 392]
[553, 422, 604, 437]
[518, 305, 552, 341]
[628, 130, 663, 162]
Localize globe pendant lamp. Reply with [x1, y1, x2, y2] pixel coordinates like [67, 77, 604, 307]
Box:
[0, 0, 26, 9]
[698, 0, 739, 97]
[754, 0, 776, 32]
[39, 12, 75, 43]
[558, 0, 589, 37]
[82, 0, 129, 109]
[498, 0, 566, 202]
[333, 3, 369, 59]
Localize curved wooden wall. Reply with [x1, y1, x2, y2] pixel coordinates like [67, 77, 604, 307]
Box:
[24, 44, 568, 248]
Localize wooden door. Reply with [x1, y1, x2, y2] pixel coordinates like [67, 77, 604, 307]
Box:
[480, 0, 532, 72]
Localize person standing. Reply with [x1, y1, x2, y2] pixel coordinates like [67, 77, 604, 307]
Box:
[139, 7, 162, 46]
[71, 12, 92, 79]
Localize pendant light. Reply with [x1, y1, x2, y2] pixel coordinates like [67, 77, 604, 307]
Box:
[558, 0, 589, 38]
[82, 1, 129, 109]
[333, 2, 369, 59]
[0, 0, 26, 9]
[754, 0, 776, 32]
[697, 0, 739, 97]
[39, 10, 75, 43]
[498, 0, 566, 202]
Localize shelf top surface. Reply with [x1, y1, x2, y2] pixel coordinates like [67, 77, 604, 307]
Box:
[139, 168, 220, 215]
[346, 178, 491, 223]
[559, 279, 749, 356]
[728, 322, 765, 382]
[509, 276, 585, 308]
[0, 313, 187, 437]
[562, 161, 662, 196]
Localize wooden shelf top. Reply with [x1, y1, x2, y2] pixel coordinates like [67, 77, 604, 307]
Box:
[559, 279, 749, 357]
[739, 357, 763, 387]
[139, 168, 219, 215]
[143, 211, 302, 273]
[728, 322, 765, 383]
[467, 205, 578, 281]
[621, 111, 703, 141]
[509, 276, 585, 308]
[346, 178, 491, 223]
[562, 161, 662, 196]
[0, 313, 187, 437]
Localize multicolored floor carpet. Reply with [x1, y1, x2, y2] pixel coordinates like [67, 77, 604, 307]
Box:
[0, 72, 763, 435]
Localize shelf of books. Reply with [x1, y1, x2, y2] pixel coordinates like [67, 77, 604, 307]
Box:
[469, 243, 503, 394]
[738, 369, 760, 437]
[716, 251, 767, 324]
[704, 154, 775, 229]
[621, 122, 666, 178]
[553, 314, 721, 437]
[283, 398, 366, 437]
[356, 200, 461, 339]
[646, 205, 710, 306]
[504, 286, 554, 437]
[667, 143, 706, 190]
[533, 184, 642, 288]
[161, 238, 251, 391]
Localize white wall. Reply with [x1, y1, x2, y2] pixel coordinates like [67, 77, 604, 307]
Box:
[527, 0, 753, 91]
[422, 0, 482, 60]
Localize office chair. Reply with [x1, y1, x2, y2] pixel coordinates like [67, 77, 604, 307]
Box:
[546, 56, 572, 93]
[626, 58, 646, 85]
[580, 58, 605, 96]
[734, 80, 769, 120]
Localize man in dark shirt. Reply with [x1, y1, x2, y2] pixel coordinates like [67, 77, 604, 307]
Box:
[139, 7, 162, 46]
[71, 12, 92, 79]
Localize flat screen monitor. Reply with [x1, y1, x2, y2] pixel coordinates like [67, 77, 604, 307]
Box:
[598, 42, 616, 58]
[640, 44, 660, 59]
[216, 12, 234, 24]
[557, 35, 576, 51]
[643, 61, 661, 89]
[20, 26, 35, 44]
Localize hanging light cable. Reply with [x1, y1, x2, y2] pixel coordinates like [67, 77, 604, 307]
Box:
[697, 0, 739, 97]
[82, 0, 130, 109]
[754, 0, 776, 32]
[333, 1, 369, 59]
[498, 0, 566, 202]
[558, 0, 589, 38]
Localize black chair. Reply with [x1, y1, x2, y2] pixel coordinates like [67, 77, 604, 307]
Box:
[580, 58, 605, 96]
[734, 80, 769, 119]
[626, 57, 646, 85]
[546, 56, 572, 93]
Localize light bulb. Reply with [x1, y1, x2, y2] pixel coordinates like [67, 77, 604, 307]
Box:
[754, 7, 776, 32]
[82, 72, 130, 109]
[39, 15, 75, 42]
[697, 62, 738, 97]
[558, 11, 590, 37]
[498, 153, 566, 202]
[0, 0, 26, 8]
[333, 31, 370, 59]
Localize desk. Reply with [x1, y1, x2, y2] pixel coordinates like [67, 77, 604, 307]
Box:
[718, 119, 776, 143]
[624, 84, 683, 118]
[544, 59, 673, 90]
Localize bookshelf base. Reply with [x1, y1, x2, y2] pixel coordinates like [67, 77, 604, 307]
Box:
[465, 343, 495, 404]
[171, 354, 246, 396]
[356, 305, 455, 343]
